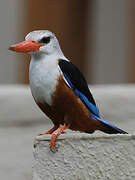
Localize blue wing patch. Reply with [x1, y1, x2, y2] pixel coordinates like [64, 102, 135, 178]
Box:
[59, 60, 96, 106]
[63, 72, 100, 118]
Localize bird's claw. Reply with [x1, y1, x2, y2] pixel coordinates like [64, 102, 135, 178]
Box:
[49, 134, 57, 148]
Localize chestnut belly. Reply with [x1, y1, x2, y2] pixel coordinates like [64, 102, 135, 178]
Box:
[37, 75, 103, 132]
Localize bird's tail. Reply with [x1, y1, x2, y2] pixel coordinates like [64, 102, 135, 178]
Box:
[101, 125, 128, 134]
[96, 116, 128, 134]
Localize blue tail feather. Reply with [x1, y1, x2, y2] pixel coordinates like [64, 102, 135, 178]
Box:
[91, 113, 128, 134]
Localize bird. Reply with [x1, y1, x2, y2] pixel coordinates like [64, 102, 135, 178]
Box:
[9, 30, 128, 148]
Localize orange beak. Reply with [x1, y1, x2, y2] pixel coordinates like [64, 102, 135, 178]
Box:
[9, 40, 43, 53]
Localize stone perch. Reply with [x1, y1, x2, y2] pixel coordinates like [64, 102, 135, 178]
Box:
[1, 85, 135, 180]
[33, 133, 135, 180]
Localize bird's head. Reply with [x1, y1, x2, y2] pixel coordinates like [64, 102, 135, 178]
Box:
[9, 30, 61, 56]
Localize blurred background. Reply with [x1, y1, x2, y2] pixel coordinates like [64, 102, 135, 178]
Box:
[1, 0, 135, 180]
[1, 0, 134, 84]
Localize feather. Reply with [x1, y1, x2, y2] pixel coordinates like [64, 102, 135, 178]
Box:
[59, 59, 128, 134]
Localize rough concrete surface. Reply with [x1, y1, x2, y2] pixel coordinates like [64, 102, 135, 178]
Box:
[33, 133, 135, 180]
[0, 85, 135, 180]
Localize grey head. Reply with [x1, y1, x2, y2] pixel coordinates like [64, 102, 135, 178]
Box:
[25, 30, 64, 56]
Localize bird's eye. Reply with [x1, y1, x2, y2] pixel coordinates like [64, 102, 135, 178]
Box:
[39, 36, 51, 44]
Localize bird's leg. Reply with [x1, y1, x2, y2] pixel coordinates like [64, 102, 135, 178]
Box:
[45, 125, 59, 134]
[38, 125, 59, 136]
[50, 124, 69, 148]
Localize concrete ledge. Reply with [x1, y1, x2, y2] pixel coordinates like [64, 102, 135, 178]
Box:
[33, 133, 135, 180]
[1, 85, 135, 180]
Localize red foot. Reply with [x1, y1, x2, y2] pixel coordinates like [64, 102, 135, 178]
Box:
[45, 125, 59, 134]
[50, 124, 69, 148]
[50, 134, 57, 147]
[37, 125, 59, 136]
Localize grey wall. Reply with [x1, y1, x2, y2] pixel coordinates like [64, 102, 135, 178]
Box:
[0, 1, 25, 83]
[86, 0, 129, 84]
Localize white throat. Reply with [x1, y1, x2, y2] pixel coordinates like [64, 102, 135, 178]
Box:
[29, 53, 61, 105]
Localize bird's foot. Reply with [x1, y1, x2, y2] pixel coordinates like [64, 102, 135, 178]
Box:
[45, 125, 59, 134]
[37, 125, 59, 136]
[50, 134, 57, 148]
[49, 124, 69, 149]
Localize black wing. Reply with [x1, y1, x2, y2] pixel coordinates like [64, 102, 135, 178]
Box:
[58, 59, 96, 106]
